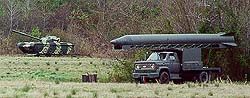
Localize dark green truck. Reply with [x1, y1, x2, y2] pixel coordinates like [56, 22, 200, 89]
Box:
[133, 48, 221, 84]
[110, 33, 236, 84]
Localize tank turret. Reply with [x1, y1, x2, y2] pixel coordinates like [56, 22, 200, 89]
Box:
[40, 36, 60, 43]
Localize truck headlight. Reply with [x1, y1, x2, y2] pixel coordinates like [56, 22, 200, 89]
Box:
[150, 64, 158, 69]
[151, 64, 155, 69]
[151, 64, 158, 69]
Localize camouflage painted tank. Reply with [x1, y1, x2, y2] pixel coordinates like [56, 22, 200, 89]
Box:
[13, 30, 74, 56]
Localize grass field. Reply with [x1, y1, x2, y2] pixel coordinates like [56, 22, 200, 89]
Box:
[0, 56, 113, 82]
[0, 56, 250, 98]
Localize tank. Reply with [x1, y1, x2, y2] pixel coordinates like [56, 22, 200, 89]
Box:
[13, 30, 74, 56]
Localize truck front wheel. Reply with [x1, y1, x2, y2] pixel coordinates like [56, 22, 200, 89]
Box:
[159, 72, 170, 84]
[199, 71, 210, 83]
[134, 78, 141, 84]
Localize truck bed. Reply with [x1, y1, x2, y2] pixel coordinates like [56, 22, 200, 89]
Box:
[183, 67, 222, 72]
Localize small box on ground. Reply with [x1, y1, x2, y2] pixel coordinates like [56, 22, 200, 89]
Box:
[82, 73, 97, 82]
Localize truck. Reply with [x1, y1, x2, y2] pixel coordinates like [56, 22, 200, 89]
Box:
[133, 48, 221, 84]
[110, 33, 236, 84]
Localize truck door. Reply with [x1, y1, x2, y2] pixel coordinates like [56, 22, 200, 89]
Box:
[168, 53, 181, 73]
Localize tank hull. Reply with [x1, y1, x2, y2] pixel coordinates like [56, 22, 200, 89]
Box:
[17, 42, 74, 56]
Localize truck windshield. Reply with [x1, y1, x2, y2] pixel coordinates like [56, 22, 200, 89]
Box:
[147, 52, 159, 61]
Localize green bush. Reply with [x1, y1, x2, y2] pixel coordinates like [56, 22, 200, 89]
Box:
[71, 89, 77, 95]
[109, 50, 147, 82]
[31, 27, 41, 38]
[109, 60, 134, 82]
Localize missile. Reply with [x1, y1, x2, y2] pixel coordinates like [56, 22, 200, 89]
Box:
[110, 32, 237, 49]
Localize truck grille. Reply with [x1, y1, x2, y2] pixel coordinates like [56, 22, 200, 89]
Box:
[136, 64, 152, 69]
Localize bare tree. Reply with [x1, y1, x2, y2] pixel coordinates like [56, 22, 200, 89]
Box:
[2, 0, 20, 35]
[19, 0, 36, 31]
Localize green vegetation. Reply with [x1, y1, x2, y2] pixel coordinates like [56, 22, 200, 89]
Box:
[66, 94, 72, 98]
[0, 56, 249, 97]
[31, 27, 41, 38]
[208, 91, 213, 96]
[20, 85, 32, 92]
[53, 91, 58, 96]
[109, 60, 134, 82]
[109, 50, 147, 82]
[154, 90, 159, 96]
[43, 92, 49, 97]
[167, 86, 173, 90]
[71, 89, 77, 95]
[187, 82, 196, 88]
[93, 91, 98, 98]
[46, 62, 50, 66]
[0, 0, 249, 81]
[110, 88, 118, 93]
[0, 79, 249, 97]
[0, 0, 249, 97]
[0, 56, 113, 82]
[0, 1, 4, 16]
[55, 80, 60, 84]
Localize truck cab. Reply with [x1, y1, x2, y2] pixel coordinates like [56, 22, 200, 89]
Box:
[133, 48, 221, 84]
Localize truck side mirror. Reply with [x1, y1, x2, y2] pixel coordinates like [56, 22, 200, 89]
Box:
[144, 52, 149, 60]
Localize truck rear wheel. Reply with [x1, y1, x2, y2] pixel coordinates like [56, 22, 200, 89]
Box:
[199, 71, 210, 83]
[159, 72, 170, 84]
[173, 80, 183, 84]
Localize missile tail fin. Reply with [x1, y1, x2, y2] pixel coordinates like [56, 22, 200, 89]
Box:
[220, 32, 235, 36]
[221, 43, 237, 47]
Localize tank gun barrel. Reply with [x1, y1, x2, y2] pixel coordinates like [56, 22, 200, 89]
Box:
[12, 30, 40, 41]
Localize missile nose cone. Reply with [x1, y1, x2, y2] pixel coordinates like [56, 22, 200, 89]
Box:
[110, 39, 117, 44]
[16, 43, 21, 47]
[110, 35, 129, 44]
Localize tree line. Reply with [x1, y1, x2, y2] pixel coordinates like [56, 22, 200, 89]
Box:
[0, 0, 249, 80]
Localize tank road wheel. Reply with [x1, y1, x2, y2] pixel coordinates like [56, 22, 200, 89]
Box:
[35, 54, 40, 57]
[199, 71, 210, 83]
[159, 72, 170, 84]
[45, 54, 52, 57]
